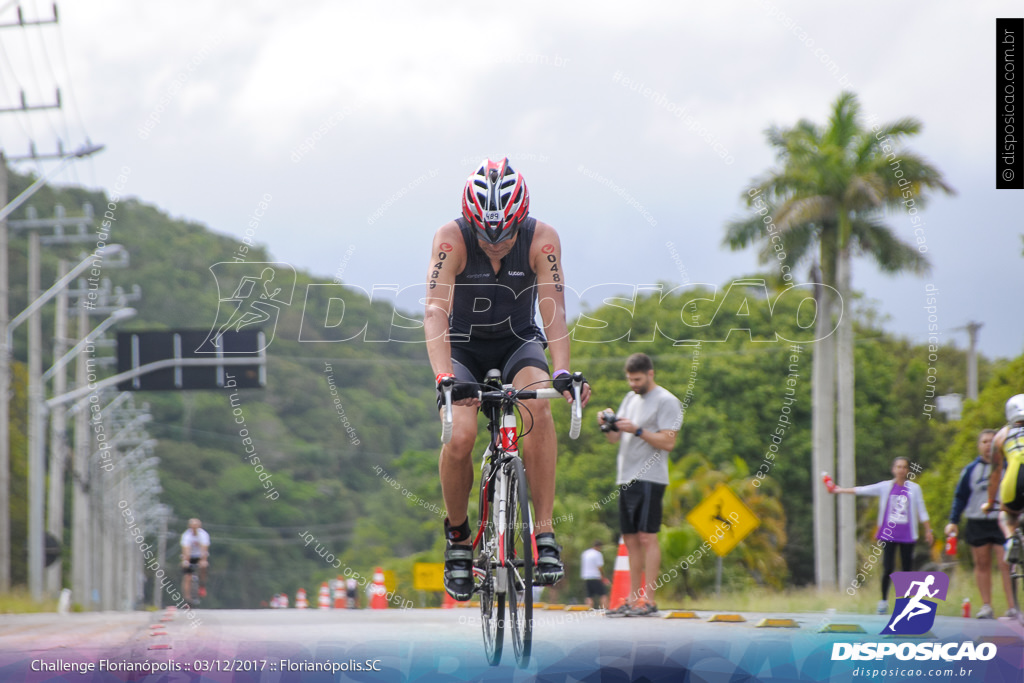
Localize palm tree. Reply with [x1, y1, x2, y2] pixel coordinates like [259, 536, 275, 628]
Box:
[724, 92, 954, 588]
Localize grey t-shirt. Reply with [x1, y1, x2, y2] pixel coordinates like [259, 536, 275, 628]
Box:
[615, 385, 683, 485]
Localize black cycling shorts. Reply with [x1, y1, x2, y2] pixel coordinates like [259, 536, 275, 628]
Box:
[182, 557, 206, 574]
[584, 579, 607, 598]
[618, 481, 666, 535]
[450, 333, 549, 386]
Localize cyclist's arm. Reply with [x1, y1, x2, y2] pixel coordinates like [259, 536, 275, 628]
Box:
[424, 223, 464, 379]
[986, 427, 1008, 510]
[532, 223, 589, 404]
[531, 222, 569, 371]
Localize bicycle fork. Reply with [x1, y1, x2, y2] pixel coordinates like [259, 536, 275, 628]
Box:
[495, 413, 535, 579]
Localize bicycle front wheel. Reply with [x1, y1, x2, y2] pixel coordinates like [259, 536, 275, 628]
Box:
[479, 520, 503, 663]
[505, 457, 533, 668]
[479, 476, 504, 665]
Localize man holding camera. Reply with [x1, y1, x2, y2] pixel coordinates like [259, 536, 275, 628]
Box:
[600, 353, 682, 616]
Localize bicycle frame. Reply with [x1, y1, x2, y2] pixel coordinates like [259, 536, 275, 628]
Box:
[474, 397, 532, 581]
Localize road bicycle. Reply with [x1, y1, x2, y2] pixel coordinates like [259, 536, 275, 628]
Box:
[440, 370, 583, 668]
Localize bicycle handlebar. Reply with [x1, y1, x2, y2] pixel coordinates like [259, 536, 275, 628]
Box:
[438, 373, 585, 444]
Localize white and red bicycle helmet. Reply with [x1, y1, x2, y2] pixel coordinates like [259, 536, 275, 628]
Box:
[461, 158, 530, 244]
[1006, 394, 1024, 425]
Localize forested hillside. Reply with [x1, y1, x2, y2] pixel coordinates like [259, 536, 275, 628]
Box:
[4, 169, 1009, 606]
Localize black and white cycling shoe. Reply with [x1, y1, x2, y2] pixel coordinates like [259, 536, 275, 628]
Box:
[534, 532, 564, 586]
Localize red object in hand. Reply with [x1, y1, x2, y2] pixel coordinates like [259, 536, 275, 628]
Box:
[822, 472, 836, 493]
[945, 535, 958, 556]
[962, 598, 970, 618]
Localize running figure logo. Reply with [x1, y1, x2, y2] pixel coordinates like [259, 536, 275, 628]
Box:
[881, 572, 949, 636]
[201, 262, 296, 353]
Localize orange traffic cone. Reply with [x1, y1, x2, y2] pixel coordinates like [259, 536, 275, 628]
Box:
[334, 577, 346, 609]
[318, 582, 331, 609]
[441, 590, 457, 609]
[295, 588, 308, 609]
[370, 567, 388, 609]
[608, 537, 646, 609]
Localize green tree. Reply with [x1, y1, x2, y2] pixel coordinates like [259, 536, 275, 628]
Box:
[724, 91, 954, 588]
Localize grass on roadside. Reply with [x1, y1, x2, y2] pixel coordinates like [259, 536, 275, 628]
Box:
[663, 564, 1015, 618]
[0, 589, 58, 614]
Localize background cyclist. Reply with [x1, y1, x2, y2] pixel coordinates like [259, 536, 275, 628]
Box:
[986, 394, 1024, 587]
[424, 158, 590, 601]
[180, 517, 210, 604]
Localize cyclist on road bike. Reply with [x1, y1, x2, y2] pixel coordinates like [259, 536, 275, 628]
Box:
[985, 394, 1024, 570]
[180, 517, 210, 604]
[425, 158, 590, 601]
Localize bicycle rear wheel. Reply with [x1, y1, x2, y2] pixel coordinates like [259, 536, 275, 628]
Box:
[505, 457, 533, 668]
[479, 477, 504, 665]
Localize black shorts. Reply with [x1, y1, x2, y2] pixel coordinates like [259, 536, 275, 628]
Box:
[618, 481, 666, 535]
[182, 557, 205, 574]
[451, 333, 549, 385]
[584, 579, 606, 598]
[963, 518, 1006, 547]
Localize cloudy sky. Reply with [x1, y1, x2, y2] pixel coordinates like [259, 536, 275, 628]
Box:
[2, 0, 1021, 363]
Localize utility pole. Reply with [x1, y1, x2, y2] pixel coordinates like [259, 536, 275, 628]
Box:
[963, 322, 982, 402]
[0, 0, 85, 593]
[64, 278, 140, 609]
[45, 260, 69, 595]
[10, 206, 101, 600]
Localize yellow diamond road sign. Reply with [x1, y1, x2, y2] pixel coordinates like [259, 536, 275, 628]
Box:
[686, 484, 759, 557]
[413, 562, 444, 592]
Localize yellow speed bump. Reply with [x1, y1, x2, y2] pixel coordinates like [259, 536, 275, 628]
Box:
[708, 614, 746, 623]
[545, 604, 567, 610]
[664, 611, 699, 619]
[755, 618, 799, 628]
[818, 623, 867, 634]
[533, 602, 547, 609]
[566, 605, 591, 611]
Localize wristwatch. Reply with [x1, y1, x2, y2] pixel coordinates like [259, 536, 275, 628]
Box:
[635, 427, 644, 438]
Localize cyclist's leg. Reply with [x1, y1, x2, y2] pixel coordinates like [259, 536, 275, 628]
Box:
[182, 561, 193, 602]
[439, 358, 480, 600]
[199, 560, 208, 597]
[998, 460, 1024, 540]
[511, 362, 564, 582]
[508, 359, 555, 537]
[996, 541, 1014, 612]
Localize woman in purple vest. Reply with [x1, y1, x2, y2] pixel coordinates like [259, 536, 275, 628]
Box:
[831, 457, 934, 614]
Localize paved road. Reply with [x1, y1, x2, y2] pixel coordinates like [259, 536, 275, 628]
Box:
[1, 607, 1022, 681]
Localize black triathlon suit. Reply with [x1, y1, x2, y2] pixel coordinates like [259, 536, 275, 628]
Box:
[448, 217, 549, 384]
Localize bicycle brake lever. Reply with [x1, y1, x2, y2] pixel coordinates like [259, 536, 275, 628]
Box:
[569, 372, 584, 439]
